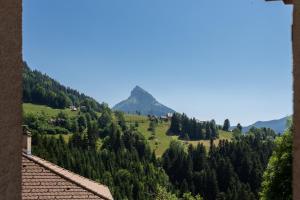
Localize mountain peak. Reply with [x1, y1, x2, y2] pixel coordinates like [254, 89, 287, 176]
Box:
[130, 86, 155, 101]
[132, 85, 143, 91]
[113, 86, 175, 116]
[131, 85, 147, 95]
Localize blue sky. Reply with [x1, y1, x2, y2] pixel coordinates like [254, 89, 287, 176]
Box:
[23, 0, 293, 126]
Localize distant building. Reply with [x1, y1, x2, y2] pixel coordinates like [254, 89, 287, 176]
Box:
[160, 116, 169, 122]
[70, 105, 77, 111]
[159, 113, 174, 121]
[166, 113, 173, 118]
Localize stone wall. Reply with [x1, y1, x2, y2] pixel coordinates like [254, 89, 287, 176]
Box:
[0, 0, 22, 199]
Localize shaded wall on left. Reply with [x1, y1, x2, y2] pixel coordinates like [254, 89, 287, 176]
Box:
[293, 0, 300, 199]
[0, 0, 22, 199]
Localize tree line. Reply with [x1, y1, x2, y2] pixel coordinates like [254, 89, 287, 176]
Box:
[170, 113, 219, 140]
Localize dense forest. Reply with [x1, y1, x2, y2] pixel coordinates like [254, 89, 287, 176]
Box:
[162, 127, 277, 200]
[32, 122, 170, 200]
[25, 106, 206, 200]
[22, 64, 292, 200]
[170, 113, 219, 140]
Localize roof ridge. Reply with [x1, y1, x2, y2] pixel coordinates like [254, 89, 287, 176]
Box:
[22, 153, 113, 200]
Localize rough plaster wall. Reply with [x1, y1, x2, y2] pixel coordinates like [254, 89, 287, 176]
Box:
[0, 0, 22, 199]
[294, 0, 300, 199]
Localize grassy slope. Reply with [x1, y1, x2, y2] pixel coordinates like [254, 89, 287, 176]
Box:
[23, 103, 233, 157]
[23, 103, 79, 118]
[23, 103, 78, 142]
[124, 115, 233, 157]
[185, 130, 232, 149]
[124, 114, 148, 123]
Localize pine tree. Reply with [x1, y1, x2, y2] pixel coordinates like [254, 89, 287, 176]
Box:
[87, 121, 98, 149]
[222, 119, 230, 131]
[205, 124, 211, 140]
[115, 111, 127, 131]
[192, 144, 207, 172]
[148, 120, 157, 135]
[237, 123, 242, 132]
[210, 120, 218, 139]
[77, 115, 87, 133]
[98, 110, 112, 129]
[170, 113, 181, 135]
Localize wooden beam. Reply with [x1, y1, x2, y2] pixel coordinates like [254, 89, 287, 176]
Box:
[283, 0, 293, 4]
[265, 0, 293, 4]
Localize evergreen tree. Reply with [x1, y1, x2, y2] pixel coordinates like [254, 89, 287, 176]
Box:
[192, 144, 206, 172]
[77, 115, 87, 133]
[98, 111, 112, 129]
[223, 119, 230, 131]
[71, 120, 79, 133]
[170, 113, 181, 134]
[205, 169, 219, 200]
[148, 120, 157, 135]
[205, 123, 211, 140]
[210, 120, 218, 139]
[87, 121, 98, 149]
[237, 123, 242, 132]
[115, 111, 127, 131]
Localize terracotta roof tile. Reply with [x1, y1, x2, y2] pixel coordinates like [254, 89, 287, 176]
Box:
[22, 154, 113, 200]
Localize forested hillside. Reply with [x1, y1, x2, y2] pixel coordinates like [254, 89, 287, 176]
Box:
[23, 62, 104, 111]
[32, 124, 170, 200]
[22, 64, 291, 200]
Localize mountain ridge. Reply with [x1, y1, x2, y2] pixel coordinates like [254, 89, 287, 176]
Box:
[113, 86, 175, 116]
[232, 116, 291, 134]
